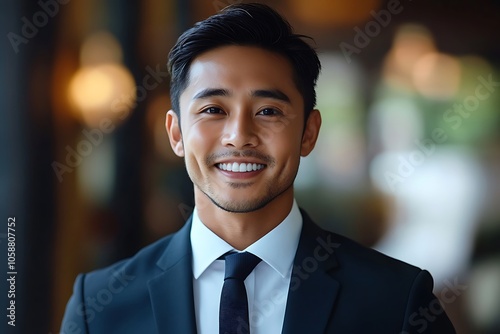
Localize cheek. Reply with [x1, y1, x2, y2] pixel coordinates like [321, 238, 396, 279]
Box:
[259, 117, 303, 141]
[276, 123, 303, 147]
[269, 132, 303, 163]
[184, 124, 219, 160]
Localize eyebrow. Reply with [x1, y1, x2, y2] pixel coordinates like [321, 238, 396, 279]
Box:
[193, 88, 230, 100]
[192, 88, 291, 104]
[252, 89, 291, 104]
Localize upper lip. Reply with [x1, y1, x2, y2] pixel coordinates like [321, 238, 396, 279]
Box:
[215, 158, 267, 165]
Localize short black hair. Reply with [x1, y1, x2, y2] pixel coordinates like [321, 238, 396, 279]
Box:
[167, 3, 321, 121]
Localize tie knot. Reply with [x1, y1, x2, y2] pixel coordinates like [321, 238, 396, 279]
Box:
[223, 252, 261, 281]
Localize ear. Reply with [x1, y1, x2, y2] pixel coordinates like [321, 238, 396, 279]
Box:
[300, 109, 321, 157]
[165, 110, 184, 157]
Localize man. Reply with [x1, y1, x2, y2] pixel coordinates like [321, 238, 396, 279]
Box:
[61, 3, 455, 333]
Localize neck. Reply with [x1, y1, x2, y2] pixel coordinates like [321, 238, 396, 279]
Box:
[195, 188, 294, 250]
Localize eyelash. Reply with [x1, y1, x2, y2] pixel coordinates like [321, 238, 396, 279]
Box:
[257, 108, 281, 116]
[200, 106, 283, 117]
[202, 106, 224, 114]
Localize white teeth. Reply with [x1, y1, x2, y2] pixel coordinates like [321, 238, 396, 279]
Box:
[217, 162, 265, 172]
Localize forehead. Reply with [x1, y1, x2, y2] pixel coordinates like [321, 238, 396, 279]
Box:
[181, 45, 301, 103]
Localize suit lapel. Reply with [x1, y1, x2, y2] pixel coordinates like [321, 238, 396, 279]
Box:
[146, 211, 340, 333]
[148, 218, 197, 334]
[282, 211, 340, 334]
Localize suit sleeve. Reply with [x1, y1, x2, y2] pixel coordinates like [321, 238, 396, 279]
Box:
[401, 270, 456, 333]
[60, 274, 89, 334]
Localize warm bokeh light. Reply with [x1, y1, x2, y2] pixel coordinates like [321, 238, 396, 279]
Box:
[412, 52, 462, 99]
[383, 24, 436, 90]
[68, 63, 136, 127]
[69, 66, 114, 108]
[67, 31, 136, 128]
[392, 25, 435, 71]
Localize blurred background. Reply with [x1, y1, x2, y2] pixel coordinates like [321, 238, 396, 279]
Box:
[1, 0, 499, 333]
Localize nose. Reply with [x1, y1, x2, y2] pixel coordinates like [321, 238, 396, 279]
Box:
[220, 110, 259, 149]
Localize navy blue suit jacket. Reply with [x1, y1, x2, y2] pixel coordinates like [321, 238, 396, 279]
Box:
[61, 211, 455, 333]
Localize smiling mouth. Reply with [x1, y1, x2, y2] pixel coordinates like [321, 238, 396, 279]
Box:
[217, 162, 266, 172]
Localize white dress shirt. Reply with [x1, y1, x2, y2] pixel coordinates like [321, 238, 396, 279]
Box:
[190, 200, 303, 334]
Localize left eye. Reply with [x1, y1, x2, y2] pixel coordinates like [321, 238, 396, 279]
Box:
[258, 108, 280, 116]
[202, 107, 224, 114]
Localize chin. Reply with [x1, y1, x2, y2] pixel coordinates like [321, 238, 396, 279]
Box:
[211, 196, 272, 214]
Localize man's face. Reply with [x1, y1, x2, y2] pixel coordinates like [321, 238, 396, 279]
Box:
[166, 45, 320, 213]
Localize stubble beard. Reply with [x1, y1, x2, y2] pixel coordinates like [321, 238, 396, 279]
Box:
[196, 176, 295, 213]
[189, 149, 297, 213]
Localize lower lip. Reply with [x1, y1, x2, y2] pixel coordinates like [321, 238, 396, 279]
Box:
[217, 167, 265, 179]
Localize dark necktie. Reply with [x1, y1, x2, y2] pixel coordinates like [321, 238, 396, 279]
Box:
[220, 252, 262, 334]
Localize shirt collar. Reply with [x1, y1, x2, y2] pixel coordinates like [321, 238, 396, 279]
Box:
[190, 200, 303, 279]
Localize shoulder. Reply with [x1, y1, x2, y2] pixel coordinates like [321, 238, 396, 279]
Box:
[300, 209, 429, 292]
[74, 221, 190, 305]
[287, 210, 456, 332]
[301, 209, 422, 275]
[85, 232, 176, 283]
[333, 231, 422, 278]
[61, 227, 187, 332]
